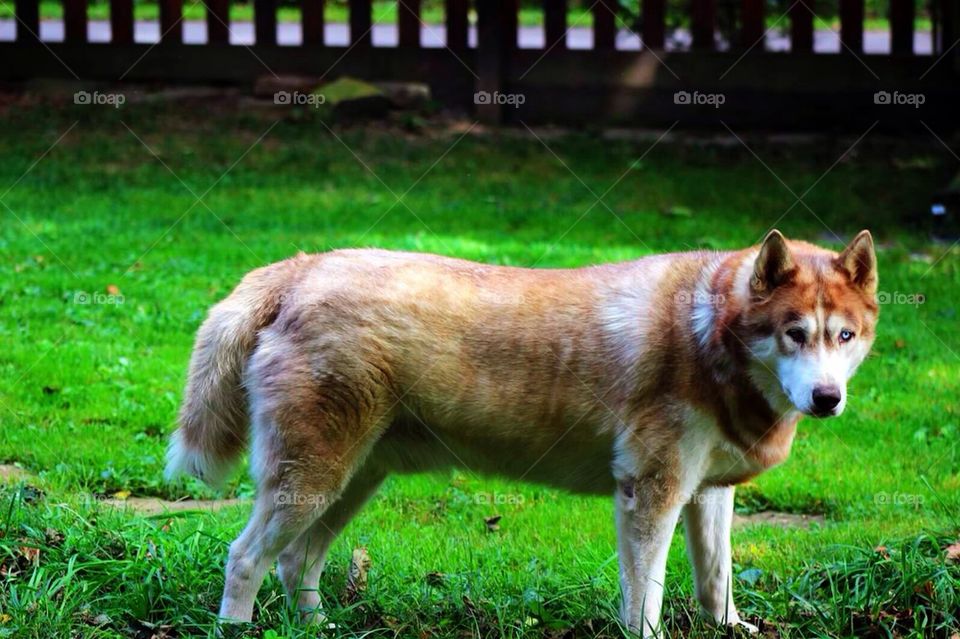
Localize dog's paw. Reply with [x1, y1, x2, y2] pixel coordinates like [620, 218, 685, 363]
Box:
[729, 618, 759, 635]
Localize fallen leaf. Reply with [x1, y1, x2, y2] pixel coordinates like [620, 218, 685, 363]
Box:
[18, 545, 39, 564]
[344, 546, 371, 603]
[894, 339, 906, 349]
[0, 613, 11, 623]
[945, 541, 960, 562]
[45, 527, 65, 546]
[113, 490, 131, 501]
[105, 284, 121, 296]
[484, 515, 502, 532]
[91, 613, 111, 626]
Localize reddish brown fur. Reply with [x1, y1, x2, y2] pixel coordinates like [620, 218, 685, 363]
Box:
[166, 232, 878, 636]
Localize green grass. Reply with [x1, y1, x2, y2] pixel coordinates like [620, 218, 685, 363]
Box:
[0, 98, 958, 638]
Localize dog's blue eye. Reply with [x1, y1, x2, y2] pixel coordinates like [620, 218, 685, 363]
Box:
[786, 328, 806, 344]
[839, 329, 854, 343]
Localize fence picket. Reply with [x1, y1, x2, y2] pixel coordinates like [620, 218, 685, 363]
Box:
[889, 0, 913, 54]
[110, 0, 133, 43]
[15, 0, 40, 42]
[445, 0, 468, 51]
[641, 0, 665, 48]
[159, 0, 183, 43]
[399, 0, 421, 47]
[790, 0, 813, 52]
[840, 0, 864, 52]
[350, 0, 372, 46]
[255, 0, 277, 45]
[64, 0, 88, 42]
[691, 0, 715, 49]
[740, 0, 764, 49]
[303, 0, 324, 45]
[544, 0, 566, 50]
[593, 0, 616, 50]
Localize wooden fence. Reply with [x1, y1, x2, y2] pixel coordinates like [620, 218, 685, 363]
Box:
[1, 0, 958, 127]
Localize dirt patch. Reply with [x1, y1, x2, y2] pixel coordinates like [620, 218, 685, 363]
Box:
[734, 511, 824, 529]
[0, 464, 31, 482]
[0, 467, 826, 530]
[102, 497, 247, 515]
[102, 496, 822, 530]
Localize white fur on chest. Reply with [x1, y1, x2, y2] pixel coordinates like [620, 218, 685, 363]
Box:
[680, 407, 767, 488]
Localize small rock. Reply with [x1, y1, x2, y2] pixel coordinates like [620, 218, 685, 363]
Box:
[374, 81, 431, 110]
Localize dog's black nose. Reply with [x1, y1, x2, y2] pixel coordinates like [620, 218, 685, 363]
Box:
[812, 385, 841, 413]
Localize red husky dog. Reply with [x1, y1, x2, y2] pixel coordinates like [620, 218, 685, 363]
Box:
[167, 230, 877, 637]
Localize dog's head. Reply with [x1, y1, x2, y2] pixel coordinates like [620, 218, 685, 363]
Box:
[741, 230, 878, 418]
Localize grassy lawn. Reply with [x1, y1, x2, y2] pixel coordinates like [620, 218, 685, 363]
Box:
[0, 98, 958, 638]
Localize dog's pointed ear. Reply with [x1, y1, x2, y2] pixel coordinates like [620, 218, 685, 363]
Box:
[751, 230, 795, 295]
[836, 230, 877, 295]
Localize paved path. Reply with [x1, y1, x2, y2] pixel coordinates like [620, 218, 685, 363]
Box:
[0, 20, 935, 54]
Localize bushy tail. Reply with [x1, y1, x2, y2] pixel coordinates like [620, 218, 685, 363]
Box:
[165, 257, 305, 487]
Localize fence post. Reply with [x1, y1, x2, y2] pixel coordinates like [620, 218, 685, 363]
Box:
[936, 0, 958, 63]
[15, 0, 39, 42]
[641, 0, 665, 48]
[255, 0, 277, 45]
[303, 0, 324, 45]
[445, 0, 468, 51]
[544, 0, 566, 50]
[839, 0, 863, 52]
[790, 0, 813, 52]
[690, 0, 715, 49]
[739, 0, 763, 49]
[206, 0, 230, 44]
[110, 0, 133, 43]
[476, 0, 516, 124]
[159, 0, 183, 43]
[64, 0, 88, 42]
[398, 0, 421, 47]
[889, 0, 913, 54]
[593, 0, 616, 50]
[350, 0, 372, 47]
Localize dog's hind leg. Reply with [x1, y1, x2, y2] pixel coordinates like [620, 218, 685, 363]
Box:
[218, 335, 394, 625]
[276, 463, 386, 622]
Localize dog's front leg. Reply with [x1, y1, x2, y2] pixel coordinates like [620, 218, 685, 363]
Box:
[682, 485, 757, 633]
[615, 476, 684, 638]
